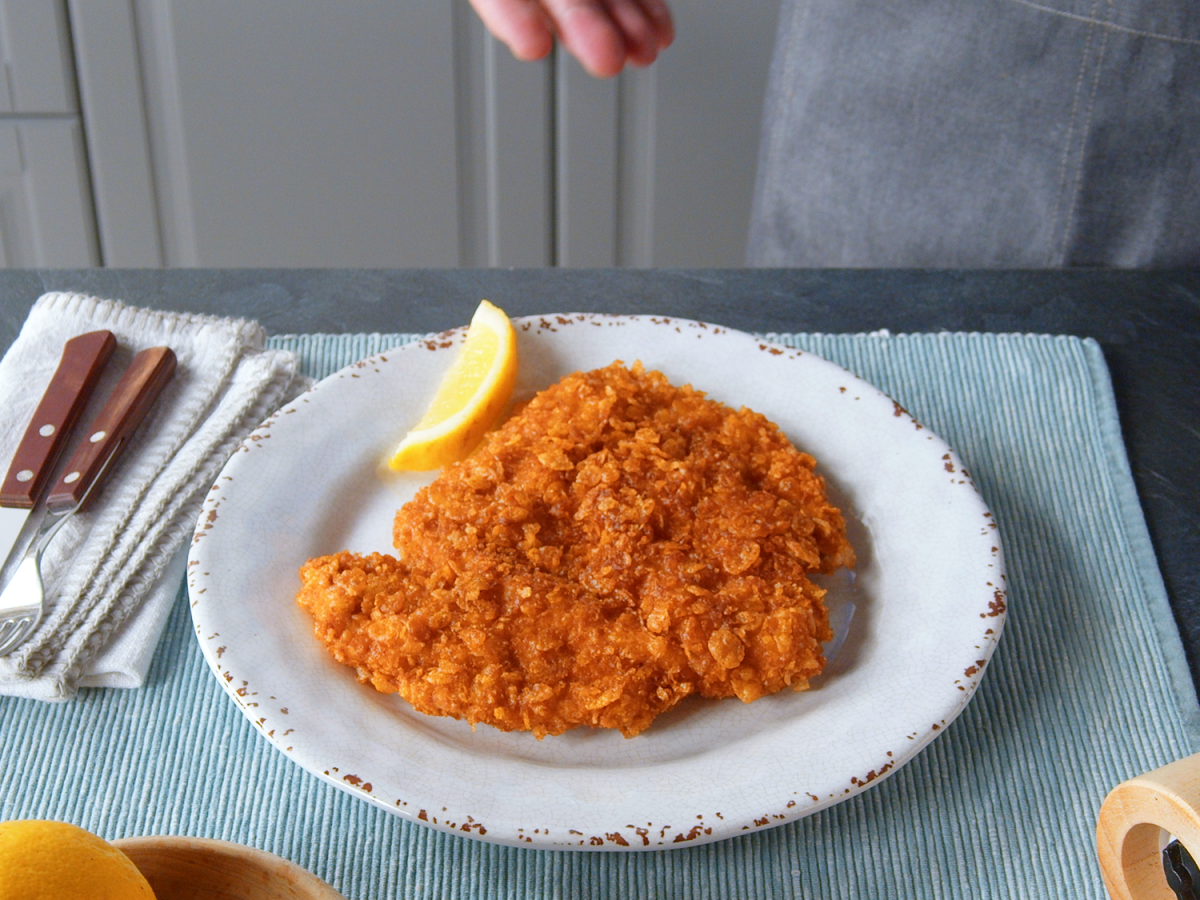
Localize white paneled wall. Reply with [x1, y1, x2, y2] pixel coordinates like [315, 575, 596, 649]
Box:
[10, 1, 779, 268]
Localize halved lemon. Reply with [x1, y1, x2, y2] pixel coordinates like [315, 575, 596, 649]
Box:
[0, 819, 156, 900]
[388, 299, 518, 471]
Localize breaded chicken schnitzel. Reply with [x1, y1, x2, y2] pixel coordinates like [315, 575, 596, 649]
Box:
[297, 362, 854, 738]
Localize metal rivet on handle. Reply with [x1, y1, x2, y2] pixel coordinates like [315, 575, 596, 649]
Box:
[15, 470, 33, 482]
[63, 472, 80, 484]
[89, 431, 106, 443]
[38, 424, 55, 437]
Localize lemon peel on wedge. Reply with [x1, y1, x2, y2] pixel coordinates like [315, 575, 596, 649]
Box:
[0, 819, 156, 900]
[388, 299, 518, 471]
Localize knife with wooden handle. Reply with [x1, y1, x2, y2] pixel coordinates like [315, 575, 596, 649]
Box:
[0, 345, 177, 653]
[46, 346, 177, 513]
[0, 331, 117, 566]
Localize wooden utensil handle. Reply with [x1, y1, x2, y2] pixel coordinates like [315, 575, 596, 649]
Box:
[46, 346, 176, 512]
[0, 330, 117, 508]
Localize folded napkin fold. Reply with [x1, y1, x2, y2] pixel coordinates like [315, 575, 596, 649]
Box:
[0, 293, 306, 701]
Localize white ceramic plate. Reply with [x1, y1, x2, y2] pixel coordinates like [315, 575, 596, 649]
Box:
[189, 314, 1006, 850]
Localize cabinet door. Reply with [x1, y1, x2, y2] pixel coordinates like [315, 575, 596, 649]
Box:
[68, 0, 162, 266]
[0, 0, 98, 267]
[0, 120, 99, 266]
[0, 0, 78, 114]
[128, 0, 463, 267]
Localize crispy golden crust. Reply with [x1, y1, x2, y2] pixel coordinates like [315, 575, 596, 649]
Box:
[297, 362, 854, 738]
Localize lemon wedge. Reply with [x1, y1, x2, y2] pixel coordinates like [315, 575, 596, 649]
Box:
[388, 299, 518, 471]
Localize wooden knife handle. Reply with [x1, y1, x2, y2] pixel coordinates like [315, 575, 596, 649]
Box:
[46, 346, 177, 513]
[0, 330, 118, 509]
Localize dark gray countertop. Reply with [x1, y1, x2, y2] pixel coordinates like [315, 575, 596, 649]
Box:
[2, 267, 1198, 688]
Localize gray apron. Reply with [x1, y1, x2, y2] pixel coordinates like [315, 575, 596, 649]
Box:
[747, 0, 1200, 266]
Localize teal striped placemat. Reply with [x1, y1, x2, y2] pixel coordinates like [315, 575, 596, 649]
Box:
[1, 330, 1194, 899]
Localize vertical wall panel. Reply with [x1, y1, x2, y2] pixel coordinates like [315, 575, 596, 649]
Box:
[556, 1, 780, 268]
[0, 120, 99, 266]
[615, 68, 658, 267]
[452, 0, 490, 269]
[453, 0, 554, 268]
[555, 53, 618, 266]
[0, 122, 32, 264]
[131, 0, 194, 265]
[0, 1, 97, 268]
[0, 0, 77, 113]
[68, 0, 163, 266]
[483, 37, 554, 267]
[131, 0, 462, 267]
[641, 0, 780, 266]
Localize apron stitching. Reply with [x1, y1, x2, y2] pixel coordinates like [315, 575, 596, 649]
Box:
[1049, 4, 1100, 266]
[757, 0, 814, 264]
[1057, 21, 1111, 264]
[769, 0, 814, 176]
[1009, 0, 1200, 46]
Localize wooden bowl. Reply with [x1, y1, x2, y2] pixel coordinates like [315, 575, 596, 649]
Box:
[111, 836, 347, 900]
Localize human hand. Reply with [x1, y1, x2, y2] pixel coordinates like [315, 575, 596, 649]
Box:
[469, 0, 674, 78]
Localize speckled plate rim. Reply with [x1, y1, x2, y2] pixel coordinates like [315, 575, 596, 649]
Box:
[188, 314, 1006, 851]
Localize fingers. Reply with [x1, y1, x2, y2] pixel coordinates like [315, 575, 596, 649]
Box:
[474, 0, 675, 78]
[469, 0, 556, 62]
[542, 0, 628, 77]
[637, 0, 674, 46]
[604, 0, 674, 68]
[547, 0, 675, 75]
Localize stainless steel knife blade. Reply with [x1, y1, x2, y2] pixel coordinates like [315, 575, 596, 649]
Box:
[0, 507, 27, 569]
[0, 330, 117, 568]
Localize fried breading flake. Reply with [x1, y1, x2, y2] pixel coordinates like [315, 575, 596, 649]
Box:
[297, 362, 855, 738]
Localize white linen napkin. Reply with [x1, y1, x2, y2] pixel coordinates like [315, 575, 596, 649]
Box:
[0, 293, 307, 701]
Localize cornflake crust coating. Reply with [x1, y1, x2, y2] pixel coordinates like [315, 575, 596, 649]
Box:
[297, 362, 855, 738]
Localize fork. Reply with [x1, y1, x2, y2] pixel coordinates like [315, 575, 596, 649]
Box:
[0, 503, 74, 655]
[0, 346, 176, 658]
